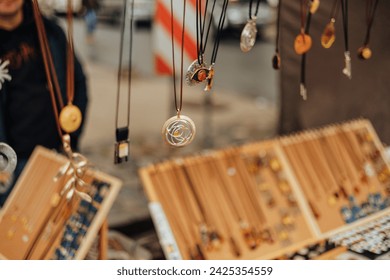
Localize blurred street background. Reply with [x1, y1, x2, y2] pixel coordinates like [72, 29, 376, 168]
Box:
[52, 0, 280, 259]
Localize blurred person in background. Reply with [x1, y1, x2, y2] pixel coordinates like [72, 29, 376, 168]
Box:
[0, 0, 88, 206]
[82, 0, 100, 44]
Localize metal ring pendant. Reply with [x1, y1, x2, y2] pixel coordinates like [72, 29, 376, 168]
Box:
[162, 115, 196, 147]
[0, 143, 17, 194]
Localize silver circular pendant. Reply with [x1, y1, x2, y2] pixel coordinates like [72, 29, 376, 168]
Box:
[185, 59, 205, 86]
[240, 19, 257, 53]
[162, 115, 196, 147]
[0, 143, 17, 194]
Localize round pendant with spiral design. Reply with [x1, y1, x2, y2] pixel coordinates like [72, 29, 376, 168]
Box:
[240, 20, 257, 52]
[162, 115, 196, 147]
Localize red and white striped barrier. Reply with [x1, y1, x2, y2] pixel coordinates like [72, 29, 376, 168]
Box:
[153, 0, 198, 75]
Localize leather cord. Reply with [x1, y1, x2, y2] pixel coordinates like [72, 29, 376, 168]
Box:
[32, 0, 64, 138]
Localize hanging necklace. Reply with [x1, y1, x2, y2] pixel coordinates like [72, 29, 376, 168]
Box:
[185, 0, 229, 92]
[321, 0, 339, 49]
[162, 0, 196, 147]
[32, 0, 91, 201]
[32, 0, 64, 140]
[272, 0, 282, 70]
[240, 0, 261, 53]
[340, 0, 351, 79]
[298, 0, 316, 100]
[358, 0, 380, 60]
[294, 0, 312, 55]
[114, 0, 134, 164]
[58, 0, 82, 134]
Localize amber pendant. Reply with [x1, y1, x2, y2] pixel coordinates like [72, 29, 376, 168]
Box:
[272, 52, 281, 70]
[59, 104, 82, 133]
[357, 46, 372, 60]
[162, 115, 196, 147]
[240, 18, 257, 52]
[186, 59, 206, 86]
[310, 0, 320, 14]
[321, 20, 336, 49]
[191, 67, 211, 84]
[294, 33, 312, 55]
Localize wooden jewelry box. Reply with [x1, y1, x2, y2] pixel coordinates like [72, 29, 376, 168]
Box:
[0, 146, 122, 260]
[139, 119, 390, 259]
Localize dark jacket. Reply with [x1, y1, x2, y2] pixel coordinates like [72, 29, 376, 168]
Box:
[0, 3, 88, 205]
[82, 0, 100, 10]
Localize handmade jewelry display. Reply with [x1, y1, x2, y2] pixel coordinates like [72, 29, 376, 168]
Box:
[114, 0, 135, 164]
[280, 120, 390, 234]
[0, 147, 121, 260]
[141, 119, 390, 260]
[357, 0, 380, 60]
[240, 0, 262, 53]
[141, 144, 313, 260]
[329, 212, 390, 259]
[163, 0, 196, 148]
[186, 0, 228, 92]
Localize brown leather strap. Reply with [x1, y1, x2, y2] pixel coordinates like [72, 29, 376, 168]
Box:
[66, 0, 75, 104]
[32, 0, 64, 138]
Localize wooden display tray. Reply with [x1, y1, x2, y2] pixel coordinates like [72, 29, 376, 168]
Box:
[139, 119, 390, 259]
[0, 146, 122, 260]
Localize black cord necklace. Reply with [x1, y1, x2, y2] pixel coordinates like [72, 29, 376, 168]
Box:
[272, 0, 283, 70]
[340, 0, 351, 79]
[240, 0, 262, 52]
[114, 0, 134, 164]
[358, 0, 380, 60]
[185, 0, 229, 92]
[162, 0, 196, 148]
[298, 0, 318, 100]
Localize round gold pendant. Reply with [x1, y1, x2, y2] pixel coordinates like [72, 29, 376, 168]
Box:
[357, 46, 372, 60]
[310, 0, 320, 14]
[162, 115, 196, 147]
[272, 53, 281, 70]
[59, 104, 82, 133]
[321, 21, 336, 49]
[294, 33, 312, 55]
[240, 19, 257, 53]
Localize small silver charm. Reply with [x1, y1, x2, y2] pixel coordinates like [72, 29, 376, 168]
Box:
[300, 83, 307, 101]
[342, 51, 352, 79]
